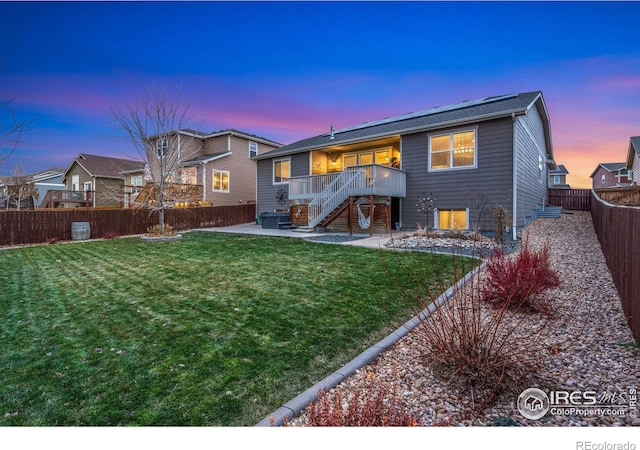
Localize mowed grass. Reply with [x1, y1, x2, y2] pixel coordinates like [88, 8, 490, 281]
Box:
[0, 232, 465, 426]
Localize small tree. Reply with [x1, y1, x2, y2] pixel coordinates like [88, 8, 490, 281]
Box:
[113, 85, 200, 235]
[2, 163, 37, 210]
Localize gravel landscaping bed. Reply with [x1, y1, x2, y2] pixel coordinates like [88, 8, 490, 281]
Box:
[288, 211, 639, 426]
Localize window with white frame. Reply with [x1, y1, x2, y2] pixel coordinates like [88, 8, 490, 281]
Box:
[629, 170, 634, 181]
[435, 209, 468, 231]
[83, 181, 92, 192]
[429, 129, 476, 171]
[554, 175, 561, 184]
[131, 175, 143, 187]
[249, 141, 258, 158]
[71, 175, 80, 191]
[273, 158, 290, 184]
[157, 137, 168, 158]
[601, 174, 606, 184]
[212, 170, 230, 192]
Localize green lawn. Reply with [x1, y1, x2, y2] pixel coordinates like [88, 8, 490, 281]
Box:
[0, 232, 464, 426]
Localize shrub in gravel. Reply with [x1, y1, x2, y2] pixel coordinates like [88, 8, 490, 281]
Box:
[389, 245, 563, 411]
[296, 372, 418, 427]
[482, 238, 560, 312]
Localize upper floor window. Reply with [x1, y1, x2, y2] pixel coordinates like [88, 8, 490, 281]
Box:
[212, 170, 230, 192]
[601, 174, 606, 184]
[131, 175, 143, 187]
[273, 158, 290, 184]
[553, 175, 561, 184]
[249, 141, 258, 158]
[157, 137, 168, 158]
[429, 129, 476, 171]
[83, 181, 92, 192]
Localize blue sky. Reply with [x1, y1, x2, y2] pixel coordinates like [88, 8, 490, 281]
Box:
[1, 1, 640, 187]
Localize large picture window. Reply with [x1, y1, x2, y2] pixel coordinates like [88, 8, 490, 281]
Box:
[429, 129, 476, 171]
[212, 170, 230, 192]
[273, 158, 290, 184]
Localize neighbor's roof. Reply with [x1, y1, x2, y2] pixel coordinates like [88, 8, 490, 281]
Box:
[255, 91, 552, 161]
[182, 152, 231, 165]
[626, 136, 640, 167]
[549, 164, 569, 175]
[176, 128, 282, 147]
[63, 153, 145, 180]
[589, 162, 627, 178]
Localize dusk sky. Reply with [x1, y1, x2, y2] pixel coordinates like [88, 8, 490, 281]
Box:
[1, 1, 639, 188]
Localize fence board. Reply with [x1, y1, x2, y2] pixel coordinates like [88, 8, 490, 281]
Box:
[591, 190, 640, 344]
[0, 205, 255, 246]
[548, 189, 591, 210]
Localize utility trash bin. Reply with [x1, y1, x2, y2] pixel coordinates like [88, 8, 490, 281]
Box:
[260, 211, 290, 229]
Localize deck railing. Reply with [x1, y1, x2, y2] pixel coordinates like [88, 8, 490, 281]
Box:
[288, 164, 405, 227]
[288, 164, 406, 200]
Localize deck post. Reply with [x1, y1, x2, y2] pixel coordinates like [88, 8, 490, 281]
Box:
[349, 196, 354, 235]
[369, 194, 374, 237]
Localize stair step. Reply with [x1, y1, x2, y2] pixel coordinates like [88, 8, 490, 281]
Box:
[292, 226, 315, 233]
[278, 222, 296, 230]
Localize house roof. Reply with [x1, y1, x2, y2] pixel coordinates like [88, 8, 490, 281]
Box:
[589, 162, 627, 178]
[254, 91, 553, 162]
[549, 164, 568, 175]
[626, 136, 640, 167]
[63, 153, 145, 180]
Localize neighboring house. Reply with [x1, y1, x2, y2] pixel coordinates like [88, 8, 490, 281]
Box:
[0, 168, 65, 208]
[254, 91, 555, 239]
[124, 128, 281, 208]
[589, 162, 633, 190]
[625, 136, 640, 185]
[548, 164, 571, 189]
[58, 153, 145, 208]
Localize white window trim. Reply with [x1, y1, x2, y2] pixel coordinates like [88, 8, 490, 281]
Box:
[157, 137, 168, 158]
[273, 158, 291, 185]
[433, 208, 470, 230]
[427, 127, 477, 172]
[601, 174, 606, 184]
[249, 141, 258, 158]
[212, 169, 230, 193]
[83, 181, 92, 192]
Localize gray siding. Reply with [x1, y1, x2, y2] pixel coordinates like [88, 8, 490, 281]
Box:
[514, 106, 549, 228]
[401, 118, 514, 233]
[256, 151, 310, 215]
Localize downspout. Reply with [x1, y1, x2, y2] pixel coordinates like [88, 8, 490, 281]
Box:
[511, 112, 518, 241]
[93, 176, 97, 207]
[201, 162, 207, 203]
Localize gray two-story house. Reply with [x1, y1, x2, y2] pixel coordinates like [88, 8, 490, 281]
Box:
[254, 91, 555, 240]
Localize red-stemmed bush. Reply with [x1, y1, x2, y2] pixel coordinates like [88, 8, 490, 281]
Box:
[482, 238, 560, 313]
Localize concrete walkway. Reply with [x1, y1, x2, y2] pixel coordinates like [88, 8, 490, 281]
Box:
[193, 222, 393, 250]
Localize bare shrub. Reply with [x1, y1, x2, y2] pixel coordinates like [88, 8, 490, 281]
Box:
[146, 224, 175, 236]
[386, 242, 567, 411]
[296, 372, 418, 427]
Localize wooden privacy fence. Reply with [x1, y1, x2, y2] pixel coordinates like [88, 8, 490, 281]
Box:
[0, 204, 256, 247]
[548, 189, 591, 210]
[590, 190, 640, 344]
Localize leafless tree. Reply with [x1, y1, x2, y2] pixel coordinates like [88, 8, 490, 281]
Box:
[1, 163, 37, 210]
[1, 97, 35, 167]
[113, 85, 201, 235]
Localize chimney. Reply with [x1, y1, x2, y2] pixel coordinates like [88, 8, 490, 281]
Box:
[329, 125, 335, 140]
